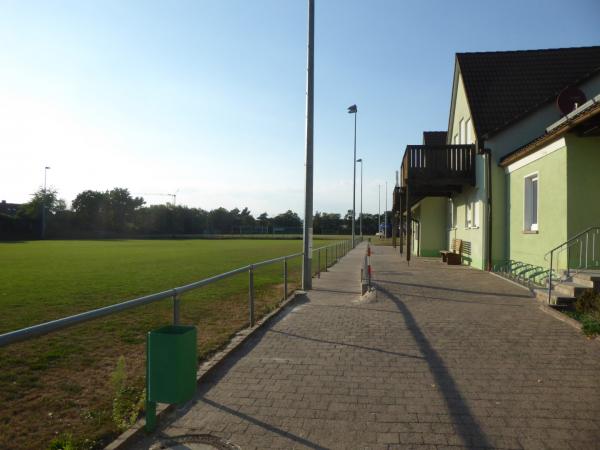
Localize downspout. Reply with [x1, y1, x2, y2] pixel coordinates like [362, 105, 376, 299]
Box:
[480, 141, 493, 271]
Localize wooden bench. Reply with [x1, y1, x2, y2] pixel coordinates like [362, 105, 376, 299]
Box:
[440, 238, 462, 265]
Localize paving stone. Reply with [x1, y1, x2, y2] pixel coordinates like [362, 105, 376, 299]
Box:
[130, 245, 600, 449]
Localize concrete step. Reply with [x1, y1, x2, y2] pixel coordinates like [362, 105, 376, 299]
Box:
[571, 271, 600, 288]
[554, 281, 592, 297]
[534, 288, 576, 308]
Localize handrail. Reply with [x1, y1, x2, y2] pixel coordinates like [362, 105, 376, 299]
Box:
[0, 239, 358, 348]
[544, 226, 600, 259]
[546, 227, 600, 303]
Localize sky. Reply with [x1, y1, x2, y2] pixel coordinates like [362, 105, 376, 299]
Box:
[1, 0, 599, 217]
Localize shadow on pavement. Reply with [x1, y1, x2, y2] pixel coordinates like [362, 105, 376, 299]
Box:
[378, 278, 531, 299]
[376, 282, 492, 449]
[269, 329, 424, 360]
[202, 398, 328, 450]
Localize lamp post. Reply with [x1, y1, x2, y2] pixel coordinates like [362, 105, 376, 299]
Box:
[347, 104, 357, 247]
[42, 166, 50, 239]
[378, 184, 381, 237]
[356, 158, 363, 237]
[384, 181, 388, 239]
[301, 0, 315, 290]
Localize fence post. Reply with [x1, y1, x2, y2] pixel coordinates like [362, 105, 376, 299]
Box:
[249, 265, 255, 327]
[283, 257, 288, 299]
[325, 247, 328, 271]
[318, 249, 321, 278]
[172, 292, 180, 325]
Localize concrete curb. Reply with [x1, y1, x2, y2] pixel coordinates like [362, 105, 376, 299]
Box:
[104, 290, 305, 450]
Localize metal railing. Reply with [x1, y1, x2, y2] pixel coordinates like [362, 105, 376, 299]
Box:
[0, 237, 361, 348]
[545, 226, 600, 303]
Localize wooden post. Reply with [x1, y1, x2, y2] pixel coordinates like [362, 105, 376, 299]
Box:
[399, 192, 404, 256]
[406, 185, 411, 263]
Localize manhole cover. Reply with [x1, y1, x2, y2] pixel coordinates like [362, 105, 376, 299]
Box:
[149, 434, 240, 450]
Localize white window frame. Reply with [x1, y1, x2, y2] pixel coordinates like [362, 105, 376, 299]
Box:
[466, 118, 472, 144]
[448, 198, 456, 229]
[465, 200, 472, 229]
[523, 172, 539, 232]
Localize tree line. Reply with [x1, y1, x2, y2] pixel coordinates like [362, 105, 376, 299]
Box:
[0, 187, 389, 239]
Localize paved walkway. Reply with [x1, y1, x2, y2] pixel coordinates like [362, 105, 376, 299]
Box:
[133, 244, 600, 450]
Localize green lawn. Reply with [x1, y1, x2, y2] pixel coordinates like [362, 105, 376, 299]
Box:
[0, 238, 347, 450]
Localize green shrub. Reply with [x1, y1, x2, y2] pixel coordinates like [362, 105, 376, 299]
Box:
[47, 434, 96, 450]
[575, 290, 600, 315]
[581, 314, 600, 337]
[110, 356, 145, 431]
[48, 434, 75, 450]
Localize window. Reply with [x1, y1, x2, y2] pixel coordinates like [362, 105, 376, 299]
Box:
[448, 198, 456, 229]
[459, 119, 465, 144]
[524, 174, 538, 231]
[466, 118, 472, 144]
[465, 201, 472, 228]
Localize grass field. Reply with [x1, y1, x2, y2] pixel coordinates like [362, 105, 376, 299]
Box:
[0, 238, 348, 450]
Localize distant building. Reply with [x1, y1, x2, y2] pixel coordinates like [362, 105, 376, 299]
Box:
[0, 200, 21, 216]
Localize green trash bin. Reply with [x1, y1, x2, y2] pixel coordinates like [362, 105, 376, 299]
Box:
[146, 325, 197, 430]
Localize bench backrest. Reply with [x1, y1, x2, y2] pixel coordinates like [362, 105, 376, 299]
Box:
[451, 238, 462, 253]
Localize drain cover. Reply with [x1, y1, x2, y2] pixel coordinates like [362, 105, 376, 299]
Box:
[149, 434, 240, 450]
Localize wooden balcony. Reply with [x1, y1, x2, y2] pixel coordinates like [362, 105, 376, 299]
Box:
[401, 144, 476, 190]
[393, 144, 477, 262]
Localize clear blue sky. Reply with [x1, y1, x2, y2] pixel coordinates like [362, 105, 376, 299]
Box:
[2, 0, 599, 216]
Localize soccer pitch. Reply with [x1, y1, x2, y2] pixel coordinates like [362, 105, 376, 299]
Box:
[0, 238, 344, 449]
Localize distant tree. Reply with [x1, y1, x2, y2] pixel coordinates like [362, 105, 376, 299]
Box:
[272, 210, 302, 228]
[72, 190, 109, 230]
[106, 188, 145, 232]
[17, 187, 62, 219]
[208, 207, 235, 233]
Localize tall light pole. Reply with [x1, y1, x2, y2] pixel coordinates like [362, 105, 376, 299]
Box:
[302, 0, 315, 290]
[42, 166, 50, 239]
[347, 104, 357, 247]
[378, 184, 381, 237]
[356, 158, 363, 237]
[384, 181, 388, 239]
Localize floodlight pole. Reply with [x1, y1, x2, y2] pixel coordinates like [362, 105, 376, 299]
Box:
[378, 184, 381, 236]
[348, 105, 357, 247]
[302, 0, 315, 291]
[385, 181, 388, 238]
[357, 158, 363, 238]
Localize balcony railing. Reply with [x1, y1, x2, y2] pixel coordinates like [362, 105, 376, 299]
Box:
[401, 144, 476, 187]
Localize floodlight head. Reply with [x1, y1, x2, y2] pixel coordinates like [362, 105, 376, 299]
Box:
[45, 166, 51, 170]
[356, 158, 362, 162]
[347, 104, 357, 114]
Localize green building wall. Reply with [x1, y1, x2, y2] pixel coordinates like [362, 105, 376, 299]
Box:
[567, 135, 600, 237]
[507, 143, 568, 269]
[416, 197, 447, 257]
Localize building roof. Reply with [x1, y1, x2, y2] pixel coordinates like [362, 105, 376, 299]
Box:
[457, 45, 600, 139]
[422, 131, 447, 145]
[499, 94, 600, 167]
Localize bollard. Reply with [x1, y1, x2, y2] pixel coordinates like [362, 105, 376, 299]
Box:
[248, 265, 255, 327]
